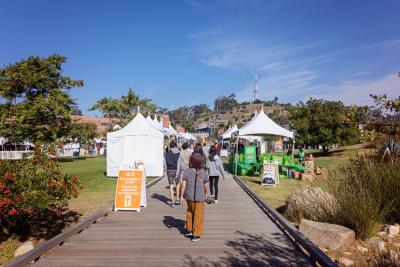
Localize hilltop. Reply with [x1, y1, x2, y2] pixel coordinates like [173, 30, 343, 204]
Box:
[194, 103, 288, 130]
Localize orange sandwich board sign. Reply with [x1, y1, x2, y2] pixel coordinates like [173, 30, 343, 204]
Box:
[115, 169, 144, 211]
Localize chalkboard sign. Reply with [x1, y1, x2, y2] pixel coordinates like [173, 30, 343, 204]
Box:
[261, 161, 279, 186]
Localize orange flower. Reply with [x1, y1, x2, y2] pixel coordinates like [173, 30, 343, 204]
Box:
[61, 180, 66, 187]
[72, 176, 78, 183]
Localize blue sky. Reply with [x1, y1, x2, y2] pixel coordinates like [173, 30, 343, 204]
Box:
[1, 0, 399, 115]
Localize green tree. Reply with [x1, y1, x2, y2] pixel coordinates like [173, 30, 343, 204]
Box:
[71, 105, 83, 116]
[214, 93, 238, 113]
[289, 98, 361, 152]
[90, 89, 163, 126]
[0, 55, 83, 144]
[370, 94, 400, 114]
[191, 104, 211, 118]
[67, 122, 97, 154]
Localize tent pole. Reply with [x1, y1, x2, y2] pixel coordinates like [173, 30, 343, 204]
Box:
[235, 135, 239, 175]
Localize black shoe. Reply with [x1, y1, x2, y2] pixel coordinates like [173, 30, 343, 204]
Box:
[191, 236, 201, 242]
[184, 232, 193, 238]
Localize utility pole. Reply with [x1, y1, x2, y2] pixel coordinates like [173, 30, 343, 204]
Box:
[253, 72, 259, 101]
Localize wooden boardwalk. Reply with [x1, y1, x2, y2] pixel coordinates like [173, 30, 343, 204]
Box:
[34, 176, 311, 267]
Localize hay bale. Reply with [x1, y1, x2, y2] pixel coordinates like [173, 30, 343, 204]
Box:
[284, 187, 337, 222]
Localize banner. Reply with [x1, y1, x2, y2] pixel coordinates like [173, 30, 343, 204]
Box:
[261, 161, 279, 186]
[115, 169, 144, 211]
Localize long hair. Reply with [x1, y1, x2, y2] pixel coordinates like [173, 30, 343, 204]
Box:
[194, 143, 203, 154]
[192, 143, 205, 167]
[208, 145, 217, 161]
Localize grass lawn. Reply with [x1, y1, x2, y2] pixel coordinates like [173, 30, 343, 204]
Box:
[237, 145, 368, 210]
[240, 174, 328, 209]
[61, 156, 117, 217]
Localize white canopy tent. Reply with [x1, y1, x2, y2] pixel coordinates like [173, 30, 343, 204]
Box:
[238, 109, 294, 139]
[107, 112, 163, 177]
[178, 132, 197, 141]
[147, 115, 162, 130]
[219, 124, 239, 140]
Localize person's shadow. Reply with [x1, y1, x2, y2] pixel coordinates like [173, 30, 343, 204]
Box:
[163, 216, 187, 235]
[151, 193, 170, 206]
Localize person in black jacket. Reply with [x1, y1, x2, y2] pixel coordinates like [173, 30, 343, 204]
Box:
[164, 141, 181, 207]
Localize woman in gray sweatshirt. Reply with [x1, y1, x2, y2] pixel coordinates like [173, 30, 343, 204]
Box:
[206, 145, 225, 203]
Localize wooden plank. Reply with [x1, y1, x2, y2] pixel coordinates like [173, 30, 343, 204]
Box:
[32, 176, 312, 267]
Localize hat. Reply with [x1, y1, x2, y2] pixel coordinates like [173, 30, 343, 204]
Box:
[190, 152, 203, 169]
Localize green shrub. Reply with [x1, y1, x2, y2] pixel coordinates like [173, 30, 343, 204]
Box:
[0, 150, 81, 239]
[328, 155, 400, 239]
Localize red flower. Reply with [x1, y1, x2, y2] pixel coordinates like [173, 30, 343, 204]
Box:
[61, 180, 66, 187]
[8, 209, 17, 216]
[3, 189, 11, 195]
[0, 198, 12, 208]
[0, 183, 6, 191]
[3, 198, 12, 205]
[3, 172, 15, 182]
[14, 196, 22, 202]
[49, 181, 57, 188]
[72, 176, 78, 183]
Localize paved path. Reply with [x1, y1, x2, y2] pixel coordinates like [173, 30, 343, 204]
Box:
[34, 176, 311, 266]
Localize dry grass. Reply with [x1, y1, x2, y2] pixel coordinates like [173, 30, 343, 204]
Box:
[0, 238, 21, 265]
[328, 154, 400, 239]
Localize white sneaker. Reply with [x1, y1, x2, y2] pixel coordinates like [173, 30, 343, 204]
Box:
[214, 200, 218, 204]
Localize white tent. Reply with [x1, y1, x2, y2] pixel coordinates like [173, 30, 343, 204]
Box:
[178, 132, 196, 141]
[220, 124, 239, 140]
[107, 112, 163, 177]
[162, 123, 178, 137]
[238, 109, 294, 139]
[147, 115, 162, 130]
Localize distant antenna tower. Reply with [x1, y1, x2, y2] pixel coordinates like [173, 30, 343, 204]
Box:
[252, 72, 259, 100]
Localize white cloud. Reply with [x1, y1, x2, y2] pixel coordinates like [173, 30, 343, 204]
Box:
[197, 38, 322, 70]
[309, 73, 399, 106]
[185, 0, 202, 8]
[235, 72, 399, 106]
[190, 26, 400, 105]
[260, 62, 282, 71]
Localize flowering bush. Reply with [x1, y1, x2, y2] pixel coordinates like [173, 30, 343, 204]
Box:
[0, 150, 81, 238]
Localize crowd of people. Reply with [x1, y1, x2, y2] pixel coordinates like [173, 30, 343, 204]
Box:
[163, 141, 226, 242]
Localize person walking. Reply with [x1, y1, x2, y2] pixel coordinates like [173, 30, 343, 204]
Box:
[206, 145, 225, 204]
[164, 141, 181, 207]
[176, 142, 192, 204]
[286, 147, 294, 178]
[180, 152, 209, 242]
[298, 147, 305, 165]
